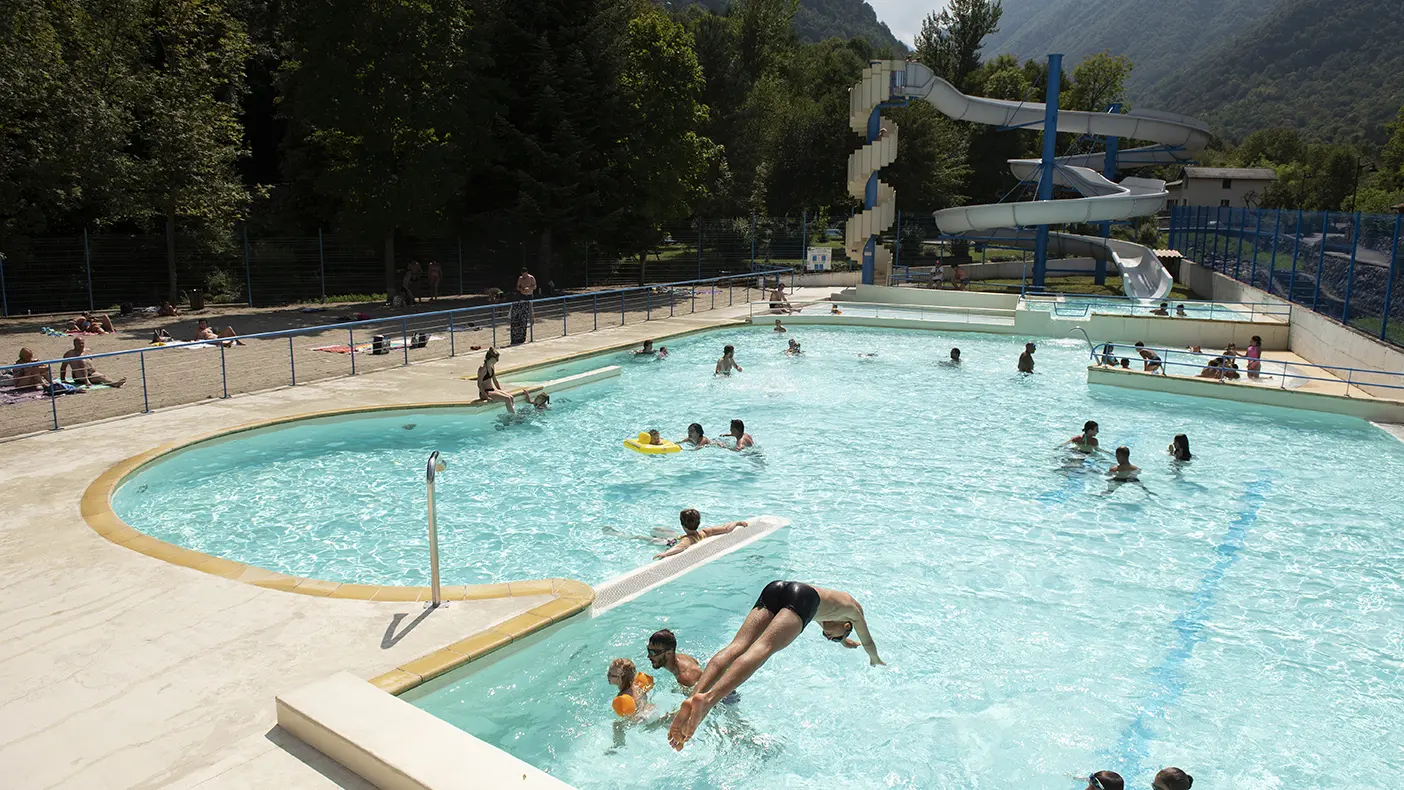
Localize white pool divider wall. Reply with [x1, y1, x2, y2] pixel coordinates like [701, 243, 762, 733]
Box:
[592, 515, 792, 614]
[276, 672, 574, 790]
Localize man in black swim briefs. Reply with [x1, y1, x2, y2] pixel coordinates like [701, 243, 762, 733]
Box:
[666, 580, 883, 750]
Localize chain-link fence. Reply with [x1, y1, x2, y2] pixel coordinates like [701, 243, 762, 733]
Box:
[0, 213, 854, 316]
[1170, 205, 1404, 347]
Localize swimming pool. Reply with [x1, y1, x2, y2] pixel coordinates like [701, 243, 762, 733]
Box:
[114, 325, 1404, 787]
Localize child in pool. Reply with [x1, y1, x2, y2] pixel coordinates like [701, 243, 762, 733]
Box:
[1107, 446, 1140, 481]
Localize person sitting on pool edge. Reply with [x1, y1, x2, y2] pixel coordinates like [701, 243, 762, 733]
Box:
[1100, 343, 1117, 366]
[941, 348, 961, 367]
[647, 629, 703, 688]
[1107, 446, 1140, 481]
[654, 509, 748, 559]
[476, 347, 517, 413]
[1086, 770, 1124, 790]
[723, 419, 753, 451]
[715, 345, 743, 375]
[1135, 341, 1161, 372]
[773, 319, 786, 333]
[680, 423, 712, 448]
[785, 339, 802, 355]
[1066, 420, 1100, 452]
[666, 580, 883, 751]
[1168, 433, 1192, 461]
[1018, 342, 1036, 373]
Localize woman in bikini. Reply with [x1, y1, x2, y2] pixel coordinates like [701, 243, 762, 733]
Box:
[653, 509, 747, 559]
[476, 347, 516, 413]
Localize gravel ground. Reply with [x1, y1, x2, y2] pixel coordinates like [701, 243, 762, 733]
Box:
[0, 284, 767, 439]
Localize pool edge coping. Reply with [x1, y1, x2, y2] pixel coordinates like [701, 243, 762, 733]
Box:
[80, 398, 604, 697]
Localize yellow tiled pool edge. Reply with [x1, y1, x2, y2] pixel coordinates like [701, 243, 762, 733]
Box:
[79, 399, 597, 698]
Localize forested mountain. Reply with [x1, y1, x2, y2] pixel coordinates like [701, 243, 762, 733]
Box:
[1148, 0, 1404, 145]
[677, 0, 904, 51]
[982, 0, 1282, 99]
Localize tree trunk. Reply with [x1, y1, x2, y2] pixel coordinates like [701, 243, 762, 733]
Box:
[536, 229, 552, 293]
[639, 250, 648, 287]
[165, 209, 178, 303]
[384, 230, 396, 304]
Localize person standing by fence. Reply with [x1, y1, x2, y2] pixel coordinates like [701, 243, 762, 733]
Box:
[510, 267, 536, 346]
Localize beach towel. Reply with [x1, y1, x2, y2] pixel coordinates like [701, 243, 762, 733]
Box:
[148, 340, 223, 350]
[311, 334, 444, 355]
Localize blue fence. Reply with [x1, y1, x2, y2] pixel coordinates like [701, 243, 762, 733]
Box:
[1169, 205, 1404, 346]
[0, 270, 786, 439]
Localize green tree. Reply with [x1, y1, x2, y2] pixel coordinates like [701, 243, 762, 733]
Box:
[1376, 105, 1404, 192]
[610, 4, 719, 270]
[133, 0, 252, 301]
[281, 0, 476, 300]
[884, 101, 970, 212]
[913, 0, 1003, 91]
[1065, 51, 1131, 113]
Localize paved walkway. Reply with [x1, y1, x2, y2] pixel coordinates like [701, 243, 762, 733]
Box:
[0, 292, 812, 789]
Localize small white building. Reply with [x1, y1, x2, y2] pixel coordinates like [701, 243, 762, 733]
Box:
[1166, 167, 1276, 209]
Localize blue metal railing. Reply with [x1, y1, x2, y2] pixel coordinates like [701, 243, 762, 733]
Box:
[0, 268, 788, 436]
[1088, 341, 1404, 396]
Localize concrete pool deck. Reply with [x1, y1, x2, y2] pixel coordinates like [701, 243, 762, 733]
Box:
[0, 289, 827, 790]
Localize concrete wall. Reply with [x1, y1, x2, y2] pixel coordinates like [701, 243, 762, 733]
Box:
[850, 284, 1019, 310]
[1168, 178, 1274, 209]
[1088, 366, 1404, 424]
[1180, 260, 1404, 398]
[1016, 309, 1289, 351]
[790, 270, 861, 288]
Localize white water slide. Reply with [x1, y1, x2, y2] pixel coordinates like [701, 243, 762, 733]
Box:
[891, 61, 1211, 299]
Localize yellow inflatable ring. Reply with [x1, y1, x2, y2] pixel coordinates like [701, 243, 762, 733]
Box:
[624, 438, 680, 454]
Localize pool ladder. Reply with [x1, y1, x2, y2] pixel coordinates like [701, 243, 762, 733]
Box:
[425, 451, 447, 608]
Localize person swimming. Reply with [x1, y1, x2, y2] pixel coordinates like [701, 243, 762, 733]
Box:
[773, 319, 786, 333]
[1168, 433, 1192, 461]
[654, 508, 748, 559]
[940, 348, 961, 367]
[1150, 302, 1169, 316]
[785, 338, 802, 355]
[680, 422, 711, 447]
[634, 339, 657, 356]
[1107, 446, 1140, 481]
[723, 419, 753, 451]
[607, 657, 655, 718]
[1066, 420, 1101, 453]
[1175, 304, 1188, 317]
[1018, 342, 1036, 373]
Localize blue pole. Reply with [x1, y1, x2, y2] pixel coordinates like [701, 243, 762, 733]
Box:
[289, 337, 297, 385]
[563, 297, 568, 336]
[84, 228, 94, 311]
[1313, 212, 1329, 311]
[801, 210, 808, 272]
[861, 104, 882, 285]
[1234, 207, 1247, 281]
[402, 318, 409, 365]
[1096, 102, 1120, 286]
[1341, 212, 1362, 324]
[1033, 53, 1064, 289]
[1380, 213, 1402, 341]
[448, 313, 455, 356]
[48, 364, 58, 429]
[349, 328, 356, 374]
[1266, 209, 1281, 295]
[1289, 209, 1304, 302]
[593, 293, 598, 332]
[139, 351, 149, 413]
[219, 343, 229, 398]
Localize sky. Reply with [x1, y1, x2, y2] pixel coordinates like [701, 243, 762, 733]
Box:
[869, 0, 943, 47]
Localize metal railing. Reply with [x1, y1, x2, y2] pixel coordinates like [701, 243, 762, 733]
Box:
[425, 451, 446, 608]
[750, 299, 1016, 325]
[0, 269, 787, 438]
[1088, 342, 1404, 398]
[1023, 292, 1292, 323]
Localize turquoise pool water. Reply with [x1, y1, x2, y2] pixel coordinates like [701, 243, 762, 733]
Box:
[1023, 297, 1275, 322]
[113, 325, 1404, 787]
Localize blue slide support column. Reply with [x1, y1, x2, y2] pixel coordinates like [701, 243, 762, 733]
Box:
[1033, 54, 1063, 289]
[861, 105, 881, 285]
[1096, 102, 1121, 286]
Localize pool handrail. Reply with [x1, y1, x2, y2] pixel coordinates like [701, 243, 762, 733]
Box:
[425, 451, 445, 609]
[1087, 341, 1404, 396]
[751, 299, 1017, 323]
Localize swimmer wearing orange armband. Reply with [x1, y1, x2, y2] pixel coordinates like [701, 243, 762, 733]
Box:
[607, 658, 654, 718]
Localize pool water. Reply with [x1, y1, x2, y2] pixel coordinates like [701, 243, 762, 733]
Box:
[114, 325, 1404, 787]
[1022, 297, 1260, 321]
